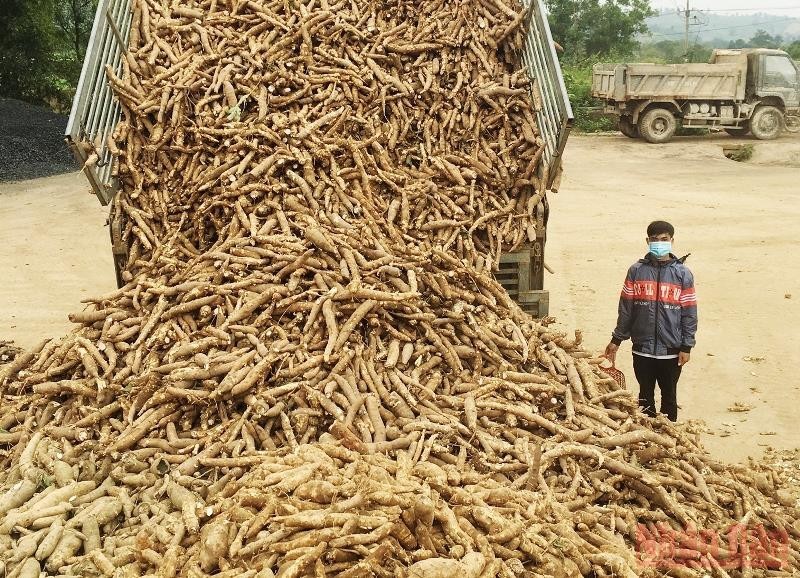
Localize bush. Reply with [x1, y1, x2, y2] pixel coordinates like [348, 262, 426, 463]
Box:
[562, 65, 616, 133]
[0, 0, 59, 106]
[0, 0, 92, 112]
[725, 144, 754, 162]
[574, 108, 617, 133]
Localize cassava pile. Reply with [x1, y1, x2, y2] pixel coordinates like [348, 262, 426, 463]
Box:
[1, 0, 799, 576]
[0, 343, 22, 368]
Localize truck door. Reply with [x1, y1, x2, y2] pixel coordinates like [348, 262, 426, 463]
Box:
[761, 54, 800, 109]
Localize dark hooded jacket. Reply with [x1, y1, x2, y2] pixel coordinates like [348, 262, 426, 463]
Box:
[611, 254, 697, 357]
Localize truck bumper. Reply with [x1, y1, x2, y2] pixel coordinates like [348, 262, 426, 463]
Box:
[598, 102, 629, 118]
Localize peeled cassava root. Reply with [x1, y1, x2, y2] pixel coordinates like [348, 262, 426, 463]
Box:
[1, 0, 800, 576]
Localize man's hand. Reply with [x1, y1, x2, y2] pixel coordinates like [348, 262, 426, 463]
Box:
[678, 351, 691, 367]
[604, 342, 619, 363]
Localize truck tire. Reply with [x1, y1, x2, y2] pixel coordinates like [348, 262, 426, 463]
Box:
[618, 117, 639, 138]
[750, 106, 783, 140]
[638, 108, 677, 144]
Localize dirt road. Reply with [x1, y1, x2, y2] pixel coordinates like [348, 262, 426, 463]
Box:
[1, 133, 798, 463]
[0, 173, 115, 344]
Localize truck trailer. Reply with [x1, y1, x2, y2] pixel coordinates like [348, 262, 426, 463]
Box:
[66, 0, 574, 318]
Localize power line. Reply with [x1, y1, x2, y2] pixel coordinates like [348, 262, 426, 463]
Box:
[650, 4, 800, 13]
[673, 2, 707, 60]
[645, 16, 799, 37]
[648, 8, 800, 19]
[689, 17, 795, 32]
[700, 7, 800, 11]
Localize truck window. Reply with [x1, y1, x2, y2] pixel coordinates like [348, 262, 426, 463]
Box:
[765, 56, 799, 87]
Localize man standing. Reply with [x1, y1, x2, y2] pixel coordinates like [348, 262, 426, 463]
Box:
[604, 221, 698, 422]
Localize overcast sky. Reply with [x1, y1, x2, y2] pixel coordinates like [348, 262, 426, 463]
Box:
[650, 0, 800, 17]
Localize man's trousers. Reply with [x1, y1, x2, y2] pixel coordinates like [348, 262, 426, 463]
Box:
[632, 354, 682, 422]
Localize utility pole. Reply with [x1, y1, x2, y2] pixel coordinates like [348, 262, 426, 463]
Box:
[684, 0, 690, 61]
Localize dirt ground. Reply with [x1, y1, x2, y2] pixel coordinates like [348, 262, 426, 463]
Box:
[0, 132, 798, 463]
[0, 173, 115, 343]
[548, 132, 800, 463]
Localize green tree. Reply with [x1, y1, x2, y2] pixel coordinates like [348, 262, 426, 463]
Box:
[55, 0, 97, 62]
[545, 0, 656, 61]
[0, 0, 98, 109]
[729, 30, 784, 50]
[638, 40, 712, 64]
[786, 41, 800, 60]
[0, 0, 59, 103]
[642, 40, 684, 62]
[748, 29, 783, 49]
[685, 43, 712, 63]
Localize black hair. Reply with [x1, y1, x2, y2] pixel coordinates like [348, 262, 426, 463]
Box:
[647, 221, 674, 238]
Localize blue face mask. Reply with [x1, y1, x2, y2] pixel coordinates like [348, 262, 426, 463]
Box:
[649, 241, 672, 258]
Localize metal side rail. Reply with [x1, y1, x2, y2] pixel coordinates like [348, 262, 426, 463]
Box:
[65, 0, 133, 206]
[521, 0, 574, 190]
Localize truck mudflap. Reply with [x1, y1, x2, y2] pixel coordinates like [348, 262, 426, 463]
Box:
[786, 113, 800, 132]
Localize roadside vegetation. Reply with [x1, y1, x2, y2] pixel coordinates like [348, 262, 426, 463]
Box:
[0, 0, 97, 112]
[545, 0, 800, 132]
[725, 143, 755, 162]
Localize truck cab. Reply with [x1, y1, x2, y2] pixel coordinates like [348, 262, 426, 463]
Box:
[716, 49, 800, 139]
[716, 48, 800, 118]
[752, 51, 800, 109]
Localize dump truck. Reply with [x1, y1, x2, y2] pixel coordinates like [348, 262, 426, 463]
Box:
[592, 48, 800, 143]
[66, 0, 573, 318]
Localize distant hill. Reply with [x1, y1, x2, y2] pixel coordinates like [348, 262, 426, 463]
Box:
[644, 10, 800, 45]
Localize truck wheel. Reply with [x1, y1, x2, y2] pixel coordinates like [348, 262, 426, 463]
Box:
[618, 117, 639, 138]
[638, 108, 677, 144]
[750, 106, 783, 140]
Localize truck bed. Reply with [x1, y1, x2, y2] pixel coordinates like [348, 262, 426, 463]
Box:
[592, 62, 746, 102]
[67, 0, 573, 205]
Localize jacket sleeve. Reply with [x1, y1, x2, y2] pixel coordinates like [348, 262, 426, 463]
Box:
[611, 266, 636, 345]
[679, 269, 698, 352]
